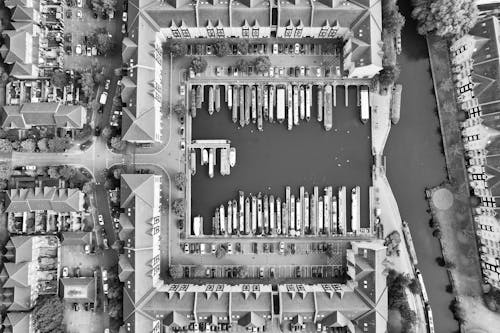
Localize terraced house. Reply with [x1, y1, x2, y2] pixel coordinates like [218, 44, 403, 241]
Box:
[121, 0, 382, 143]
[451, 15, 500, 288]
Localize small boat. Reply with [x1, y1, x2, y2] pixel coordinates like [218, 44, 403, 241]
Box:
[227, 201, 233, 235]
[215, 85, 221, 112]
[232, 199, 238, 235]
[201, 148, 208, 165]
[190, 88, 197, 117]
[208, 86, 214, 115]
[299, 85, 305, 120]
[245, 85, 251, 125]
[232, 86, 238, 123]
[293, 85, 299, 126]
[317, 86, 323, 122]
[190, 149, 196, 175]
[244, 197, 250, 235]
[264, 86, 269, 122]
[251, 86, 257, 124]
[227, 85, 232, 108]
[229, 147, 236, 167]
[305, 85, 311, 121]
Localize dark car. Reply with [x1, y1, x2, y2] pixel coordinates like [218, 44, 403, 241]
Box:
[66, 10, 72, 19]
[252, 242, 258, 254]
[228, 66, 233, 76]
[295, 266, 301, 278]
[288, 67, 294, 76]
[184, 267, 190, 278]
[263, 243, 270, 253]
[290, 243, 296, 255]
[80, 140, 92, 151]
[93, 12, 98, 19]
[94, 126, 101, 136]
[295, 66, 300, 77]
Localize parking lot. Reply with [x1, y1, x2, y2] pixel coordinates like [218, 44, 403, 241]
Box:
[64, 304, 107, 333]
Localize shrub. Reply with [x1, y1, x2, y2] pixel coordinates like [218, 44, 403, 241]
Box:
[174, 172, 185, 191]
[235, 40, 249, 55]
[190, 57, 208, 74]
[33, 296, 64, 333]
[378, 65, 400, 86]
[172, 199, 185, 217]
[166, 41, 187, 57]
[432, 229, 442, 239]
[408, 278, 421, 295]
[168, 265, 183, 279]
[214, 40, 231, 57]
[253, 56, 271, 74]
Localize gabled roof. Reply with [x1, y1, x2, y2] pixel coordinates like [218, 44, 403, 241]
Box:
[61, 232, 92, 246]
[0, 103, 86, 129]
[11, 5, 34, 22]
[3, 262, 30, 288]
[10, 236, 33, 263]
[163, 311, 189, 328]
[5, 187, 84, 213]
[238, 312, 265, 328]
[5, 311, 30, 333]
[60, 278, 96, 303]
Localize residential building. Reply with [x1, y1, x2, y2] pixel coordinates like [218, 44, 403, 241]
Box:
[0, 312, 33, 333]
[119, 231, 387, 332]
[59, 278, 97, 304]
[2, 0, 65, 79]
[0, 236, 59, 313]
[0, 102, 87, 130]
[451, 15, 500, 287]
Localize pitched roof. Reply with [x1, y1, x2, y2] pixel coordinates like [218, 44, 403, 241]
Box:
[61, 232, 92, 246]
[5, 187, 84, 213]
[238, 312, 266, 328]
[5, 311, 30, 333]
[0, 103, 86, 129]
[10, 236, 33, 263]
[60, 278, 96, 303]
[3, 262, 30, 288]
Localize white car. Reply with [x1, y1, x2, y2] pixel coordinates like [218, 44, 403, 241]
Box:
[200, 243, 206, 254]
[62, 266, 69, 277]
[294, 43, 300, 54]
[179, 84, 185, 96]
[77, 0, 83, 7]
[316, 67, 322, 77]
[300, 66, 305, 76]
[75, 44, 82, 55]
[77, 10, 83, 20]
[269, 67, 274, 77]
[25, 165, 36, 171]
[211, 244, 216, 255]
[102, 269, 108, 282]
[104, 79, 111, 90]
[279, 241, 285, 254]
[84, 244, 91, 254]
[91, 46, 97, 56]
[103, 283, 109, 295]
[99, 91, 108, 105]
[122, 12, 128, 22]
[184, 243, 190, 254]
[227, 243, 233, 255]
[86, 46, 91, 57]
[98, 214, 104, 225]
[272, 43, 278, 54]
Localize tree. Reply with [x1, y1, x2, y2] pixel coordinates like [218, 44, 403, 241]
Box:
[101, 126, 113, 139]
[0, 138, 12, 152]
[412, 0, 478, 37]
[48, 137, 71, 152]
[47, 167, 59, 179]
[378, 65, 400, 86]
[110, 136, 126, 151]
[82, 181, 95, 194]
[253, 56, 271, 74]
[190, 57, 208, 74]
[102, 0, 117, 11]
[172, 103, 186, 119]
[214, 40, 231, 57]
[108, 298, 122, 319]
[0, 179, 8, 190]
[113, 168, 122, 179]
[59, 166, 77, 181]
[33, 295, 65, 333]
[432, 228, 442, 239]
[11, 140, 20, 151]
[107, 284, 122, 299]
[172, 199, 185, 217]
[325, 244, 336, 258]
[176, 219, 184, 230]
[20, 138, 36, 152]
[233, 265, 248, 278]
[80, 72, 95, 98]
[174, 172, 185, 191]
[168, 265, 183, 279]
[235, 59, 248, 72]
[383, 6, 405, 35]
[235, 40, 249, 55]
[96, 32, 115, 55]
[215, 245, 227, 259]
[166, 41, 187, 57]
[408, 278, 421, 295]
[444, 260, 456, 269]
[0, 163, 12, 180]
[435, 256, 445, 266]
[50, 70, 69, 89]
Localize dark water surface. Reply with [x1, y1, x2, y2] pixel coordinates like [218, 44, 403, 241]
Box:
[192, 86, 372, 234]
[384, 1, 458, 332]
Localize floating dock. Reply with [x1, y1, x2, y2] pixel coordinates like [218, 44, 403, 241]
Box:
[276, 197, 282, 235]
[220, 148, 230, 176]
[351, 186, 360, 233]
[317, 86, 323, 122]
[324, 85, 333, 131]
[338, 186, 346, 235]
[239, 86, 245, 127]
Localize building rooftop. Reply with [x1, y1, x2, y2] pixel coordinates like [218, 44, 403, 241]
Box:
[0, 103, 86, 129]
[5, 187, 85, 213]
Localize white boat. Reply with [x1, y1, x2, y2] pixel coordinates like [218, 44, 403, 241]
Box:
[290, 194, 296, 233]
[240, 86, 246, 127]
[251, 195, 257, 234]
[208, 86, 214, 115]
[257, 194, 263, 235]
[324, 189, 330, 235]
[296, 198, 301, 234]
[229, 147, 236, 167]
[276, 197, 282, 235]
[293, 85, 299, 126]
[201, 148, 208, 165]
[208, 148, 214, 178]
[299, 85, 305, 120]
[332, 196, 338, 234]
[227, 85, 233, 108]
[192, 215, 203, 236]
[227, 201, 233, 235]
[232, 199, 238, 235]
[317, 86, 323, 122]
[190, 149, 196, 175]
[351, 186, 360, 233]
[318, 197, 324, 234]
[305, 85, 311, 121]
[270, 195, 275, 233]
[338, 186, 346, 235]
[219, 204, 226, 235]
[263, 195, 269, 234]
[268, 85, 274, 123]
[244, 197, 250, 235]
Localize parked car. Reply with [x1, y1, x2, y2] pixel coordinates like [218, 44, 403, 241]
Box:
[86, 46, 91, 56]
[98, 215, 104, 226]
[273, 43, 278, 54]
[113, 218, 120, 229]
[103, 283, 109, 295]
[104, 79, 111, 90]
[206, 45, 213, 55]
[76, 44, 82, 55]
[94, 126, 101, 136]
[84, 244, 91, 255]
[300, 66, 305, 76]
[295, 66, 300, 77]
[279, 242, 285, 255]
[295, 266, 301, 278]
[80, 140, 92, 150]
[102, 238, 109, 249]
[121, 23, 127, 34]
[77, 10, 83, 20]
[184, 243, 190, 254]
[62, 266, 69, 277]
[200, 243, 206, 254]
[91, 46, 97, 56]
[270, 267, 275, 278]
[75, 267, 81, 278]
[99, 91, 108, 105]
[215, 66, 223, 76]
[211, 243, 216, 255]
[179, 84, 185, 96]
[102, 269, 108, 282]
[73, 303, 80, 311]
[294, 43, 300, 54]
[259, 267, 264, 278]
[122, 11, 128, 22]
[252, 242, 258, 254]
[227, 243, 233, 255]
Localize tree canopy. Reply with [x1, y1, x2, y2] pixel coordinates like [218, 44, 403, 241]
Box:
[33, 296, 65, 333]
[214, 40, 231, 57]
[166, 41, 187, 57]
[253, 56, 271, 74]
[50, 70, 69, 89]
[412, 0, 478, 37]
[191, 57, 208, 74]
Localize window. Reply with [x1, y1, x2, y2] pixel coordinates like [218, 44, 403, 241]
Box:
[217, 28, 224, 37]
[181, 29, 190, 38]
[172, 29, 181, 38]
[285, 27, 293, 38]
[319, 27, 328, 38]
[252, 28, 259, 38]
[328, 28, 337, 38]
[242, 28, 249, 37]
[294, 28, 302, 38]
[207, 28, 215, 38]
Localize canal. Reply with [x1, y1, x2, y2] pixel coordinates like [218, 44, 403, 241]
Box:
[191, 86, 372, 235]
[384, 1, 457, 332]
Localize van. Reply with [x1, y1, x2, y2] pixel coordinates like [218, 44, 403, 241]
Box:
[99, 91, 108, 105]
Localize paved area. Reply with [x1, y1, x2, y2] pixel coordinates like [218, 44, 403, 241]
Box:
[432, 188, 454, 210]
[64, 305, 106, 333]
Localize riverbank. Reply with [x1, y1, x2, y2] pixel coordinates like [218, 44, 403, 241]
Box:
[426, 34, 500, 332]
